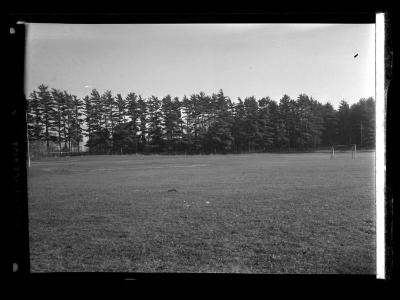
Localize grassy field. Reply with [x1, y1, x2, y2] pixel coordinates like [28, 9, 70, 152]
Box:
[28, 152, 376, 273]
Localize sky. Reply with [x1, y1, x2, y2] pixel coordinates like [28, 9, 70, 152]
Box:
[25, 23, 375, 109]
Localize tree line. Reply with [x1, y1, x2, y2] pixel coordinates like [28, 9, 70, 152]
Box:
[27, 84, 375, 155]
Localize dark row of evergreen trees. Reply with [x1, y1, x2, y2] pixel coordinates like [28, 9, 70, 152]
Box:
[27, 84, 375, 155]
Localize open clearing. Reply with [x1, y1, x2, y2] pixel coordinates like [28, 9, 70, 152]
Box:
[28, 152, 376, 273]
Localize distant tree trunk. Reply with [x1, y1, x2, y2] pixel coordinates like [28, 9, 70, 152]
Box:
[63, 127, 68, 152]
[45, 119, 50, 154]
[88, 127, 91, 154]
[76, 126, 80, 153]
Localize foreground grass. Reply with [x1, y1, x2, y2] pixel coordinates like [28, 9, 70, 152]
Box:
[28, 153, 375, 273]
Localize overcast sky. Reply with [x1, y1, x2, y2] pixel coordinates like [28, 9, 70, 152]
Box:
[25, 23, 375, 108]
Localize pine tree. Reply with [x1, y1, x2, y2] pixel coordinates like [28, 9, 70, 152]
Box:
[294, 95, 325, 150]
[162, 95, 182, 153]
[115, 93, 127, 125]
[189, 93, 202, 153]
[87, 89, 111, 153]
[181, 95, 193, 153]
[350, 97, 375, 149]
[161, 95, 174, 153]
[172, 96, 184, 153]
[363, 97, 375, 148]
[197, 92, 211, 153]
[50, 89, 65, 154]
[71, 96, 84, 152]
[26, 90, 43, 141]
[37, 84, 56, 153]
[243, 96, 259, 152]
[126, 92, 140, 153]
[208, 90, 234, 153]
[279, 94, 296, 151]
[113, 123, 135, 154]
[308, 98, 325, 150]
[90, 89, 103, 133]
[267, 99, 286, 150]
[232, 98, 246, 153]
[83, 95, 93, 153]
[257, 97, 275, 151]
[137, 95, 148, 153]
[147, 96, 164, 153]
[63, 91, 75, 152]
[295, 94, 311, 150]
[337, 100, 352, 145]
[321, 102, 339, 146]
[102, 90, 118, 153]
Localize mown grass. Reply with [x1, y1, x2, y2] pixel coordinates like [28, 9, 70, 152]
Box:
[28, 152, 376, 273]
